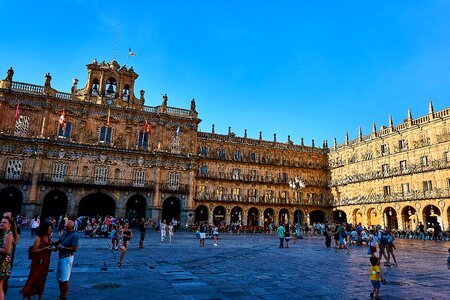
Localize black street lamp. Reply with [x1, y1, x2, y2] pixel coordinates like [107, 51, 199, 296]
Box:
[289, 176, 305, 238]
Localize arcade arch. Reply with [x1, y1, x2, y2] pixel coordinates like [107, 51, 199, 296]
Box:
[125, 194, 147, 220]
[0, 187, 22, 217]
[264, 208, 274, 227]
[162, 197, 181, 223]
[213, 206, 226, 224]
[309, 210, 325, 224]
[247, 207, 259, 226]
[78, 193, 116, 217]
[195, 205, 208, 223]
[42, 190, 68, 219]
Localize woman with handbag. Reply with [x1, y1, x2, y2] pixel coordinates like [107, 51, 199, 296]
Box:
[20, 222, 54, 300]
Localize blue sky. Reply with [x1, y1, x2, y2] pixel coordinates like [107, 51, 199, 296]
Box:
[1, 1, 450, 146]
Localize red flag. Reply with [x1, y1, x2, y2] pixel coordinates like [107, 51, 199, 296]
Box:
[59, 110, 65, 128]
[15, 101, 20, 121]
[145, 120, 152, 134]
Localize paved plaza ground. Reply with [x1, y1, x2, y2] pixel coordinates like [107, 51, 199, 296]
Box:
[5, 229, 450, 300]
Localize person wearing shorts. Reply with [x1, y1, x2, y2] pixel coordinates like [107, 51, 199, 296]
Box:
[54, 220, 78, 300]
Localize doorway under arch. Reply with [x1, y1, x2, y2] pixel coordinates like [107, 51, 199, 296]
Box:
[195, 205, 208, 223]
[384, 207, 398, 229]
[0, 187, 22, 217]
[264, 208, 274, 227]
[247, 207, 259, 226]
[162, 197, 181, 223]
[42, 190, 68, 219]
[309, 210, 325, 224]
[125, 194, 147, 220]
[293, 209, 305, 226]
[353, 208, 364, 225]
[230, 206, 242, 223]
[367, 208, 381, 228]
[401, 205, 417, 230]
[213, 206, 226, 224]
[423, 205, 441, 229]
[333, 210, 347, 223]
[78, 193, 116, 217]
[279, 209, 289, 225]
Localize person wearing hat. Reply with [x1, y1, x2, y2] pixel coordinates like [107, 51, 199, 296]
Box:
[53, 220, 78, 300]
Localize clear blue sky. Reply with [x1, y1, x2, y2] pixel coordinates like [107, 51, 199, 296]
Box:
[1, 1, 450, 146]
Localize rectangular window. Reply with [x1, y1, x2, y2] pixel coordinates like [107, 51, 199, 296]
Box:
[422, 180, 432, 192]
[94, 166, 108, 185]
[383, 186, 391, 196]
[398, 139, 407, 151]
[232, 188, 241, 201]
[400, 160, 407, 174]
[169, 173, 180, 189]
[58, 122, 71, 139]
[281, 173, 288, 183]
[232, 168, 241, 180]
[402, 183, 410, 194]
[199, 165, 207, 175]
[133, 169, 146, 187]
[445, 151, 450, 163]
[281, 191, 287, 201]
[250, 170, 257, 181]
[250, 152, 257, 162]
[248, 189, 257, 201]
[14, 115, 30, 137]
[448, 178, 450, 188]
[6, 159, 23, 180]
[201, 146, 207, 156]
[51, 162, 67, 182]
[217, 149, 225, 159]
[99, 126, 112, 143]
[420, 156, 428, 167]
[234, 150, 241, 161]
[138, 131, 149, 148]
[198, 185, 207, 194]
[381, 144, 389, 155]
[382, 164, 389, 176]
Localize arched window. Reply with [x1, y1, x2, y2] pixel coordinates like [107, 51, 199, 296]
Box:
[91, 79, 100, 96]
[105, 78, 116, 98]
[122, 84, 130, 101]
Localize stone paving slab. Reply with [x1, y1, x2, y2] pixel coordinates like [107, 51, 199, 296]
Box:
[4, 230, 450, 299]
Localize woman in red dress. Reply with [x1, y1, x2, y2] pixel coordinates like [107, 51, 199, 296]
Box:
[20, 222, 53, 300]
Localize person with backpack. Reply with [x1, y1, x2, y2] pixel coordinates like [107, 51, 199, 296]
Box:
[377, 226, 391, 265]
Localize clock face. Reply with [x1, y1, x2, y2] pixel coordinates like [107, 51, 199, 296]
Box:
[106, 99, 113, 106]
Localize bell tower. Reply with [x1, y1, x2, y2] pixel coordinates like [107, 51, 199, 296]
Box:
[78, 59, 143, 109]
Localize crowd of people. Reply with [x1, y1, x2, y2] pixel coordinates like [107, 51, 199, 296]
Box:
[0, 213, 448, 299]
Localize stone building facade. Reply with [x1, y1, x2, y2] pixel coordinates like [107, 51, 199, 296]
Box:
[0, 60, 448, 231]
[329, 102, 450, 231]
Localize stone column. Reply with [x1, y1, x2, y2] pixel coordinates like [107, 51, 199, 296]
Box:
[259, 210, 264, 227]
[225, 206, 231, 225]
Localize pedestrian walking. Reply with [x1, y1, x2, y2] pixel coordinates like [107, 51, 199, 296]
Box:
[54, 220, 79, 300]
[168, 222, 174, 243]
[385, 227, 397, 266]
[368, 229, 377, 257]
[0, 216, 15, 300]
[417, 222, 425, 240]
[369, 256, 385, 299]
[30, 216, 40, 238]
[377, 226, 390, 265]
[118, 222, 132, 268]
[160, 220, 167, 242]
[199, 223, 206, 247]
[212, 225, 219, 246]
[277, 224, 285, 248]
[335, 222, 350, 254]
[2, 212, 20, 297]
[284, 224, 291, 248]
[138, 218, 148, 249]
[324, 221, 331, 248]
[20, 222, 54, 300]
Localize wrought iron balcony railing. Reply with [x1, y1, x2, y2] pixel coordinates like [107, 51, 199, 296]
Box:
[194, 193, 333, 206]
[336, 187, 450, 206]
[331, 158, 450, 186]
[0, 171, 32, 184]
[39, 173, 154, 190]
[159, 183, 189, 194]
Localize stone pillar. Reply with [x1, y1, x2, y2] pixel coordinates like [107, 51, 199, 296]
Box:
[242, 208, 248, 226]
[225, 207, 231, 225]
[274, 209, 279, 225]
[259, 210, 264, 227]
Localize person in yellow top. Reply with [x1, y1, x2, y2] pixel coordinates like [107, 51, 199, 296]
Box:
[369, 257, 385, 299]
